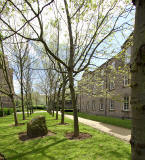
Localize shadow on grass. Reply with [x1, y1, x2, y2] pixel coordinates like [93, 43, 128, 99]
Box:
[8, 138, 67, 160]
[0, 133, 19, 138]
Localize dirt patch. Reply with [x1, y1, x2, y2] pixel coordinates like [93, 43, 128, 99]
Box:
[18, 130, 55, 141]
[57, 123, 69, 125]
[10, 123, 25, 127]
[65, 132, 92, 140]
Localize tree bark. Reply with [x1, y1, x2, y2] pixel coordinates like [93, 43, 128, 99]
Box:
[0, 97, 4, 117]
[64, 0, 80, 137]
[46, 94, 48, 106]
[52, 84, 57, 117]
[47, 96, 52, 115]
[61, 81, 66, 124]
[68, 71, 79, 137]
[20, 64, 25, 120]
[130, 1, 145, 160]
[25, 92, 29, 117]
[52, 105, 55, 117]
[56, 86, 61, 120]
[10, 95, 18, 126]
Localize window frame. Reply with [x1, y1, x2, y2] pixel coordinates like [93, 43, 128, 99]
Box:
[99, 103, 104, 111]
[123, 96, 130, 111]
[109, 99, 115, 110]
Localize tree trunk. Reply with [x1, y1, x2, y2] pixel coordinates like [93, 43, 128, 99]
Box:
[20, 66, 25, 120]
[29, 92, 33, 114]
[25, 92, 29, 117]
[56, 86, 61, 120]
[52, 84, 57, 117]
[52, 106, 55, 117]
[47, 96, 52, 115]
[130, 1, 145, 160]
[61, 81, 66, 124]
[68, 71, 79, 137]
[64, 0, 79, 136]
[46, 94, 48, 106]
[10, 95, 18, 126]
[0, 97, 4, 117]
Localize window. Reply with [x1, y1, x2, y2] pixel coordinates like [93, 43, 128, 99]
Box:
[99, 103, 104, 110]
[123, 96, 129, 111]
[110, 81, 115, 90]
[123, 75, 129, 86]
[125, 47, 131, 64]
[109, 100, 115, 110]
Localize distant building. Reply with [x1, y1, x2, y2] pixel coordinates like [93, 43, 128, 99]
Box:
[0, 57, 14, 108]
[77, 34, 133, 118]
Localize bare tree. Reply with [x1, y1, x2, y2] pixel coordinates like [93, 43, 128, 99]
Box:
[11, 36, 30, 120]
[0, 40, 18, 126]
[23, 56, 33, 116]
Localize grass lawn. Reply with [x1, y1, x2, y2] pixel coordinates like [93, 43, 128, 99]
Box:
[65, 112, 131, 129]
[0, 112, 131, 160]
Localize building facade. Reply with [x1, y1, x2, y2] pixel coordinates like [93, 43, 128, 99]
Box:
[0, 57, 14, 108]
[77, 34, 133, 118]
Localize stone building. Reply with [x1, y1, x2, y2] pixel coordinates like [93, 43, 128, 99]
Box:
[0, 57, 14, 108]
[77, 34, 133, 118]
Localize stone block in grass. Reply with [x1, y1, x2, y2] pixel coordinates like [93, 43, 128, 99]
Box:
[27, 116, 48, 138]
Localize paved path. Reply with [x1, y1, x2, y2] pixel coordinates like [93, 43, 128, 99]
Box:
[64, 114, 131, 142]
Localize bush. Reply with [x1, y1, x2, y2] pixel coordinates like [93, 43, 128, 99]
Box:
[0, 108, 13, 117]
[32, 105, 45, 110]
[64, 109, 73, 112]
[16, 109, 21, 112]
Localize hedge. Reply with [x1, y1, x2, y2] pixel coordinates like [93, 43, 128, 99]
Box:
[32, 105, 46, 110]
[0, 108, 13, 117]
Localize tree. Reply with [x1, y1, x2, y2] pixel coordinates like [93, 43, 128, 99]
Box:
[130, 1, 145, 160]
[0, 0, 133, 137]
[0, 40, 18, 126]
[24, 61, 33, 116]
[11, 36, 30, 120]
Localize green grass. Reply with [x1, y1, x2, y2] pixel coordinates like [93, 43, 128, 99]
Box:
[65, 112, 131, 129]
[0, 112, 131, 160]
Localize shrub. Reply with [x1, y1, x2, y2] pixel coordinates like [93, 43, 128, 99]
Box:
[32, 105, 45, 110]
[64, 109, 73, 112]
[0, 108, 13, 117]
